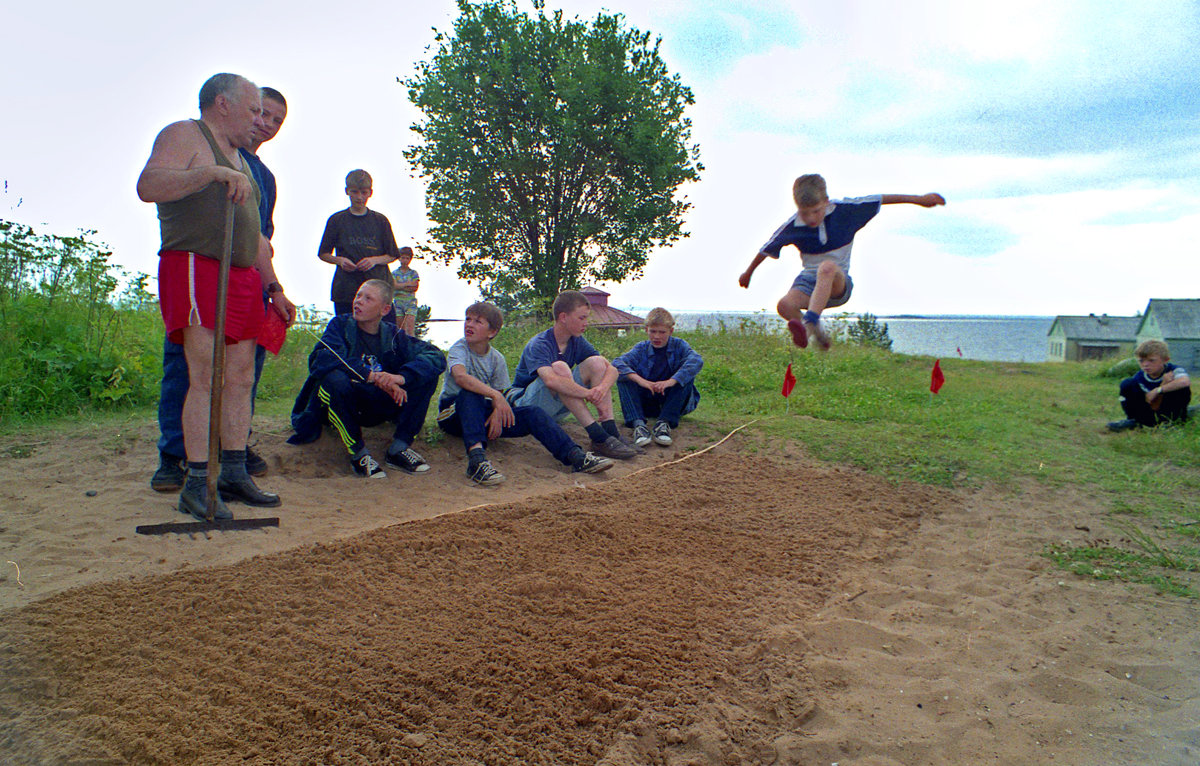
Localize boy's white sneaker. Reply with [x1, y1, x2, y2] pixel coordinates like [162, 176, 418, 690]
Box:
[652, 421, 673, 446]
[632, 424, 652, 447]
[352, 452, 387, 479]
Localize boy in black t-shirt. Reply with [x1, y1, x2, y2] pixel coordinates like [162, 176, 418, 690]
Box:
[318, 169, 405, 319]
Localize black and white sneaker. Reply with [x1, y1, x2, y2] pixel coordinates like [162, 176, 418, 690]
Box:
[386, 447, 431, 473]
[352, 453, 387, 479]
[652, 421, 673, 446]
[632, 424, 652, 448]
[468, 460, 506, 486]
[573, 452, 613, 474]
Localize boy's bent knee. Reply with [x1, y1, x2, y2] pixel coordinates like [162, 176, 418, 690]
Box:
[549, 360, 573, 377]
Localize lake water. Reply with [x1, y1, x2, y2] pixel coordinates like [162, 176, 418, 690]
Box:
[425, 310, 1055, 363]
[665, 312, 1054, 363]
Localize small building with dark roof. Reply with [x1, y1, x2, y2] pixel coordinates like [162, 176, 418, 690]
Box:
[1047, 314, 1140, 361]
[1136, 299, 1200, 369]
[580, 286, 643, 330]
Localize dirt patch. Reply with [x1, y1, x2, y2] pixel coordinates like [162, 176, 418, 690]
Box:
[1, 421, 1197, 764]
[1, 451, 937, 764]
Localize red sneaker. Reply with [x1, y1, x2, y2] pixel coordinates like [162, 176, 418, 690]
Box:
[786, 319, 808, 348]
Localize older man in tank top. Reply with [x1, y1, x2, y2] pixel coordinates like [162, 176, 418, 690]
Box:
[137, 73, 295, 520]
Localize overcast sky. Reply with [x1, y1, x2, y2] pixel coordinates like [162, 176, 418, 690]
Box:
[4, 0, 1198, 327]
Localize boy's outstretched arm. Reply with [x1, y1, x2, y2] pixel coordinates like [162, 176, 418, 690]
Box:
[881, 193, 945, 207]
[739, 253, 768, 288]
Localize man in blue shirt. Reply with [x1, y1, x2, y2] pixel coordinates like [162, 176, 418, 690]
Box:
[152, 86, 290, 496]
[739, 174, 944, 350]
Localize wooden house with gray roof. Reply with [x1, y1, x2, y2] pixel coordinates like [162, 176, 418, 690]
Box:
[1136, 299, 1200, 369]
[1047, 314, 1140, 361]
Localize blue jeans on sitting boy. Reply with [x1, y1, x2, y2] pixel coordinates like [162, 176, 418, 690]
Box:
[1118, 377, 1191, 427]
[157, 335, 267, 459]
[437, 391, 577, 465]
[617, 378, 697, 428]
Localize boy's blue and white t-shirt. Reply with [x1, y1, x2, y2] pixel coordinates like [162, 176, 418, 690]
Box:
[1130, 363, 1188, 393]
[510, 329, 599, 390]
[441, 338, 510, 399]
[759, 196, 882, 278]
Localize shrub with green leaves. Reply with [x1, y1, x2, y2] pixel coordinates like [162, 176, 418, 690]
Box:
[1, 219, 160, 420]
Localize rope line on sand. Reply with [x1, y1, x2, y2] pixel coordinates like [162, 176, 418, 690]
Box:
[451, 419, 760, 515]
[621, 419, 759, 481]
[6, 560, 23, 587]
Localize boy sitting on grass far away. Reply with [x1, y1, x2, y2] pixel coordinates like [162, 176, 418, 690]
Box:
[436, 302, 613, 486]
[1107, 339, 1191, 432]
[613, 308, 703, 448]
[288, 279, 445, 478]
[506, 290, 640, 461]
[739, 173, 945, 350]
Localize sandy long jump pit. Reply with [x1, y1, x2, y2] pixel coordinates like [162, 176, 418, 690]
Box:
[0, 450, 948, 764]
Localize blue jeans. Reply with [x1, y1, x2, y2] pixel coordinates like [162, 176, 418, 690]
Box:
[157, 336, 267, 459]
[617, 379, 697, 428]
[437, 391, 577, 465]
[505, 368, 586, 422]
[317, 369, 437, 455]
[1119, 377, 1191, 427]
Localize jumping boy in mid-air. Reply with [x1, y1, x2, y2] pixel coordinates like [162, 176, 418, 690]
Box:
[613, 308, 703, 447]
[436, 302, 613, 485]
[739, 174, 945, 350]
[506, 290, 639, 460]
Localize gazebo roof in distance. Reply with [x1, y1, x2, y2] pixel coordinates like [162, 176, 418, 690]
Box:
[579, 286, 643, 329]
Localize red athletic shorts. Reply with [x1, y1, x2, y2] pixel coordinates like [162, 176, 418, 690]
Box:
[158, 251, 264, 345]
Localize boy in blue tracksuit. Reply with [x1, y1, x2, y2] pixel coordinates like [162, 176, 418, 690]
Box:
[289, 279, 445, 477]
[613, 307, 703, 447]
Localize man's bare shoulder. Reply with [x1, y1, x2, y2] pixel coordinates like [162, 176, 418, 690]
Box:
[145, 120, 212, 170]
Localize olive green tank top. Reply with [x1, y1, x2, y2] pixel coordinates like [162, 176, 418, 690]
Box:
[156, 120, 261, 268]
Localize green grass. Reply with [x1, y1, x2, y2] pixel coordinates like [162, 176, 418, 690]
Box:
[5, 311, 1198, 598]
[495, 321, 1200, 598]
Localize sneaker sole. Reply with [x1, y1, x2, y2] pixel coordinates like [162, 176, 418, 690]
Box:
[387, 460, 430, 474]
[787, 319, 808, 348]
[579, 461, 614, 474]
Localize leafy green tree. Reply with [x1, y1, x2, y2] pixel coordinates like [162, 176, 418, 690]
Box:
[404, 0, 702, 312]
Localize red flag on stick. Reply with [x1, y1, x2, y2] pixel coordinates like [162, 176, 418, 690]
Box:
[930, 359, 945, 394]
[782, 363, 796, 397]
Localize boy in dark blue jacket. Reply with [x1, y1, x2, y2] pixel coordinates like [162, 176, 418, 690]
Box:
[289, 279, 445, 477]
[613, 308, 703, 447]
[1107, 339, 1191, 432]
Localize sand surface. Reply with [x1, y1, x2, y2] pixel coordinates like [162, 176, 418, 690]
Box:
[1, 420, 1197, 764]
